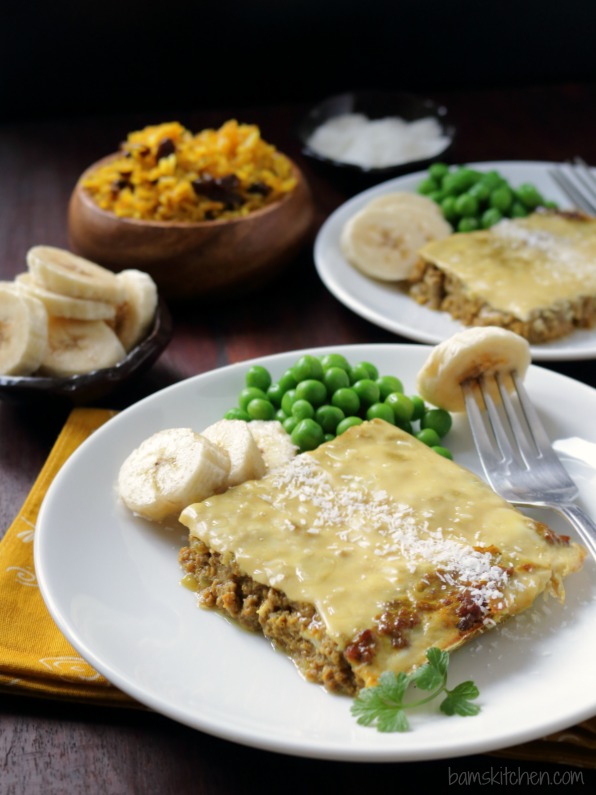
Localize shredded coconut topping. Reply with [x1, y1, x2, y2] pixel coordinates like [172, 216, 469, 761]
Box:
[271, 455, 509, 613]
[492, 217, 588, 272]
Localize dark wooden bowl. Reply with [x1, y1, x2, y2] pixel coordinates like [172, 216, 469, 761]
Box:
[0, 298, 172, 405]
[296, 90, 455, 193]
[67, 156, 315, 301]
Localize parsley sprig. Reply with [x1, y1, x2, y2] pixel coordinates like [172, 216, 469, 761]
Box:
[351, 647, 480, 732]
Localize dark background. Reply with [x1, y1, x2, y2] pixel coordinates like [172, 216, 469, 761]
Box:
[2, 0, 596, 122]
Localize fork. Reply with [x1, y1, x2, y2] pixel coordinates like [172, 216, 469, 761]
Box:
[463, 371, 596, 562]
[549, 157, 596, 214]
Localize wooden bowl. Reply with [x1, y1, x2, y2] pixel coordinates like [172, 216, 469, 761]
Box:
[67, 156, 315, 301]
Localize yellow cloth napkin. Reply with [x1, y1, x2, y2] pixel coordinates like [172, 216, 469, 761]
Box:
[0, 407, 137, 706]
[0, 408, 594, 765]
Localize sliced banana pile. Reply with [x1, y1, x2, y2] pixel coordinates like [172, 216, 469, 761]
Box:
[0, 246, 158, 377]
[340, 191, 452, 281]
[118, 418, 298, 523]
[417, 326, 531, 412]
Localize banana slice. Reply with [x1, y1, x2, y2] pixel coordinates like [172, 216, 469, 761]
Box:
[247, 420, 298, 472]
[114, 269, 158, 351]
[416, 326, 531, 412]
[366, 191, 445, 217]
[201, 419, 266, 486]
[340, 203, 451, 281]
[15, 273, 116, 321]
[0, 284, 48, 375]
[118, 428, 231, 523]
[39, 317, 126, 377]
[26, 245, 125, 304]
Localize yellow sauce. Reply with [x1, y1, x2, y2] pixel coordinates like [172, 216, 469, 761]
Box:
[180, 420, 584, 681]
[418, 213, 596, 320]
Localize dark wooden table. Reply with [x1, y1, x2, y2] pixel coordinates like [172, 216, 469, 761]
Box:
[2, 83, 596, 793]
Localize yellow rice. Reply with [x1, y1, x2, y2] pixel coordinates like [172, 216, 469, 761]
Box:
[81, 120, 297, 223]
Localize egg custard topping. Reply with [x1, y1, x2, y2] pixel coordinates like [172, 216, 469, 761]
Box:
[179, 419, 585, 693]
[410, 210, 596, 343]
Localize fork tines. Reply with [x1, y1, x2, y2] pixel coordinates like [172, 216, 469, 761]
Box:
[549, 157, 596, 214]
[463, 371, 557, 473]
[464, 370, 596, 559]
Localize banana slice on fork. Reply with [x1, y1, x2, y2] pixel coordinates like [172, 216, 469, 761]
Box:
[416, 326, 531, 412]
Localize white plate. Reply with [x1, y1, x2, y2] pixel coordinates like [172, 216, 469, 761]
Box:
[35, 344, 596, 762]
[314, 161, 596, 361]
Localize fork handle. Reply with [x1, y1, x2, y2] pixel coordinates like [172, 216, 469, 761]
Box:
[552, 503, 596, 562]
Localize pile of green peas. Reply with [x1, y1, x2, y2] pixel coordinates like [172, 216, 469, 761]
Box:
[224, 352, 453, 457]
[417, 162, 557, 233]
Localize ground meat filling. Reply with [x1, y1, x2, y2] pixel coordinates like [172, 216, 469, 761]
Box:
[407, 259, 596, 344]
[179, 538, 359, 695]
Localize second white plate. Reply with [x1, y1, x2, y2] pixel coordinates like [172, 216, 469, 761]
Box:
[314, 161, 596, 361]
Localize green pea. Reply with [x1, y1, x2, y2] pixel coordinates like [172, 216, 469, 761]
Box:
[457, 216, 479, 232]
[283, 416, 299, 434]
[275, 408, 287, 422]
[291, 419, 324, 452]
[454, 193, 479, 218]
[428, 190, 445, 204]
[291, 354, 323, 382]
[224, 407, 251, 421]
[481, 207, 503, 228]
[268, 372, 298, 406]
[280, 389, 297, 415]
[336, 416, 363, 435]
[350, 361, 379, 382]
[245, 365, 271, 392]
[320, 352, 351, 372]
[395, 419, 413, 434]
[489, 185, 513, 212]
[279, 370, 298, 390]
[516, 183, 544, 209]
[239, 386, 268, 411]
[510, 200, 529, 218]
[429, 162, 449, 181]
[468, 181, 490, 202]
[409, 395, 426, 421]
[376, 374, 404, 400]
[323, 366, 350, 395]
[291, 399, 315, 420]
[460, 167, 482, 185]
[323, 433, 335, 443]
[246, 398, 275, 420]
[416, 427, 442, 447]
[445, 168, 478, 194]
[315, 404, 345, 433]
[440, 195, 458, 222]
[331, 387, 360, 415]
[365, 402, 395, 423]
[385, 392, 414, 423]
[418, 176, 439, 195]
[421, 408, 453, 438]
[480, 170, 505, 190]
[352, 378, 380, 407]
[432, 445, 453, 459]
[440, 172, 463, 196]
[267, 382, 286, 406]
[295, 379, 327, 406]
